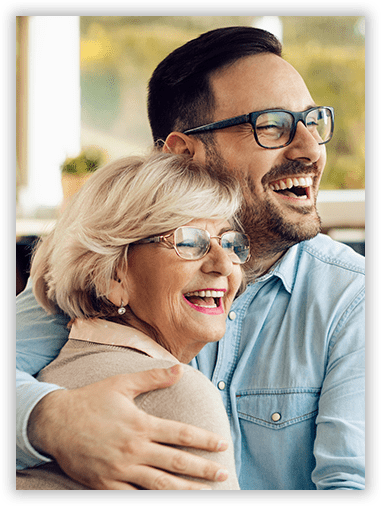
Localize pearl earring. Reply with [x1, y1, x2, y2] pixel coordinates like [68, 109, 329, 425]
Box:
[118, 301, 126, 315]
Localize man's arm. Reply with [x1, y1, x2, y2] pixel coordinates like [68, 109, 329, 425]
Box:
[16, 283, 71, 468]
[16, 282, 71, 375]
[27, 366, 231, 490]
[16, 284, 229, 489]
[312, 293, 365, 489]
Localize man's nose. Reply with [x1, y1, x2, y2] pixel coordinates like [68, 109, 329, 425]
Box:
[284, 121, 323, 164]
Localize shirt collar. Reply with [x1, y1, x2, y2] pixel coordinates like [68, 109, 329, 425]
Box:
[253, 242, 301, 294]
[69, 318, 180, 363]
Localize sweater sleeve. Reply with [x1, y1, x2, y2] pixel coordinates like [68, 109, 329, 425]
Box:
[17, 342, 240, 490]
[137, 364, 240, 490]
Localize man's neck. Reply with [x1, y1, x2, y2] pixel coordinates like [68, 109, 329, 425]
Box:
[245, 250, 286, 282]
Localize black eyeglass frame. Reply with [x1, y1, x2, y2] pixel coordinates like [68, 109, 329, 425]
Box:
[182, 106, 334, 150]
[134, 227, 251, 264]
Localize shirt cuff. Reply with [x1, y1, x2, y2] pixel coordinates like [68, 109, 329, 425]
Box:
[16, 380, 65, 469]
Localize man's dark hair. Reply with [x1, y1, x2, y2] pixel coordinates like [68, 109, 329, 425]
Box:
[147, 26, 283, 145]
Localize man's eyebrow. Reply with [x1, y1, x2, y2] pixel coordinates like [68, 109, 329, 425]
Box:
[257, 104, 317, 112]
[304, 104, 318, 110]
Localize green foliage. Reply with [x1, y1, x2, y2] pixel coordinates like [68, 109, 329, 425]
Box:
[79, 16, 365, 190]
[61, 147, 106, 175]
[284, 44, 365, 189]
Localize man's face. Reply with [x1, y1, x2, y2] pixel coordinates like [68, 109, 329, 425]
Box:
[193, 53, 327, 261]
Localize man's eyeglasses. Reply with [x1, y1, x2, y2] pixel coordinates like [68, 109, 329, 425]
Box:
[134, 226, 251, 264]
[183, 106, 334, 150]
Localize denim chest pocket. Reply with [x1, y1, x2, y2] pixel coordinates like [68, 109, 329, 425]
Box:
[236, 388, 320, 430]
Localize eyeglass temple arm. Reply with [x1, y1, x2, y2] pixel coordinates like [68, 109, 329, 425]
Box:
[135, 236, 163, 244]
[183, 114, 250, 135]
[136, 234, 173, 247]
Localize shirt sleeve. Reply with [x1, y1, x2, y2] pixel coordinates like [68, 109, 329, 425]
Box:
[16, 281, 71, 469]
[312, 290, 365, 489]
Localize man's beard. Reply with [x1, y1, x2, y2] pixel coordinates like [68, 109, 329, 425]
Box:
[204, 145, 322, 263]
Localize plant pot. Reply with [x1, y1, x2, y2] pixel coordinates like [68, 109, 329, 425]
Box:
[61, 173, 93, 212]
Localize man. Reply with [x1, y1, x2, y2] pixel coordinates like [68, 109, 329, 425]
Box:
[16, 26, 365, 490]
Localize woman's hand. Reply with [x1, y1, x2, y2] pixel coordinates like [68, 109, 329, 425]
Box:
[27, 365, 229, 490]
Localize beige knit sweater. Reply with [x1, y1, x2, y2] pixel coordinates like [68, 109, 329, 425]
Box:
[16, 320, 240, 490]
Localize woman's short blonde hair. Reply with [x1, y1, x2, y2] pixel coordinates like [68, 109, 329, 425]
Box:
[31, 152, 243, 320]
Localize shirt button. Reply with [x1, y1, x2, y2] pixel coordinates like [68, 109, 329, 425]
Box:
[271, 412, 281, 422]
[217, 381, 226, 390]
[228, 311, 236, 320]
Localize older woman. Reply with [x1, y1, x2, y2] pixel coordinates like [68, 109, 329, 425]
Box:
[16, 152, 250, 490]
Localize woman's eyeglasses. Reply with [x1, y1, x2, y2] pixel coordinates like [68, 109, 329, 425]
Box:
[134, 227, 251, 264]
[183, 106, 334, 150]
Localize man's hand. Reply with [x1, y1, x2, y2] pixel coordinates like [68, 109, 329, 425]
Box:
[27, 365, 229, 490]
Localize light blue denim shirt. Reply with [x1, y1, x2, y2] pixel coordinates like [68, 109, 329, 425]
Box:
[192, 233, 365, 489]
[16, 234, 365, 489]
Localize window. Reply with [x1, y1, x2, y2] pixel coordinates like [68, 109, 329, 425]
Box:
[16, 16, 365, 234]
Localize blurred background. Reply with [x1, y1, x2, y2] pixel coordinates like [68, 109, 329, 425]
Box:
[16, 15, 365, 294]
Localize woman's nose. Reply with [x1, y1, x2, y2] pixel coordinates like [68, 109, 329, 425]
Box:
[201, 240, 234, 276]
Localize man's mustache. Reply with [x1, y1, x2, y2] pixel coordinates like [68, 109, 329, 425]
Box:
[261, 160, 319, 186]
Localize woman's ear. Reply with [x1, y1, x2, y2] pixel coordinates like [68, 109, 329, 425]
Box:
[107, 272, 129, 307]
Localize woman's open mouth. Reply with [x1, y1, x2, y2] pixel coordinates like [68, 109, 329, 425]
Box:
[269, 176, 313, 200]
[182, 289, 225, 315]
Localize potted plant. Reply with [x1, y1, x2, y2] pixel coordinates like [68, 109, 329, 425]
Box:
[60, 147, 106, 206]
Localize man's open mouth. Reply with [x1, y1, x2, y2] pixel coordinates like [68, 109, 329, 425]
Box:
[269, 176, 313, 200]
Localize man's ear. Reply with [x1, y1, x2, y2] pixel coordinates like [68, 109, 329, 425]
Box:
[162, 132, 197, 155]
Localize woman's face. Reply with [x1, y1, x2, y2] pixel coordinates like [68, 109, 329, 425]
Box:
[123, 218, 243, 362]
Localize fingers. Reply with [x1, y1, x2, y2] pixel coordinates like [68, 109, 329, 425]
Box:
[97, 481, 139, 491]
[148, 414, 229, 453]
[117, 365, 184, 398]
[135, 441, 229, 483]
[77, 440, 226, 490]
[124, 465, 214, 490]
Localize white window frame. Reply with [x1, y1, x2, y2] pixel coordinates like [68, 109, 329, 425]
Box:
[317, 189, 365, 229]
[17, 16, 81, 219]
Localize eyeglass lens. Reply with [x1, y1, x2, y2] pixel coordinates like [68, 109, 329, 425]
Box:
[174, 228, 209, 260]
[255, 108, 332, 148]
[220, 231, 250, 264]
[173, 227, 250, 264]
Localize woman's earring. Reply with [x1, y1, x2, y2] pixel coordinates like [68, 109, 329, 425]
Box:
[118, 301, 126, 315]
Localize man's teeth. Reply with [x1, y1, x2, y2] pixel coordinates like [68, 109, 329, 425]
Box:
[185, 290, 225, 298]
[269, 176, 313, 191]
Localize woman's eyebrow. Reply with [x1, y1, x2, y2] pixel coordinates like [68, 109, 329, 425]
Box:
[218, 226, 235, 235]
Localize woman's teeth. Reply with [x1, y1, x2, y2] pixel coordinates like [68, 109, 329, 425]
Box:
[186, 290, 225, 298]
[185, 290, 225, 308]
